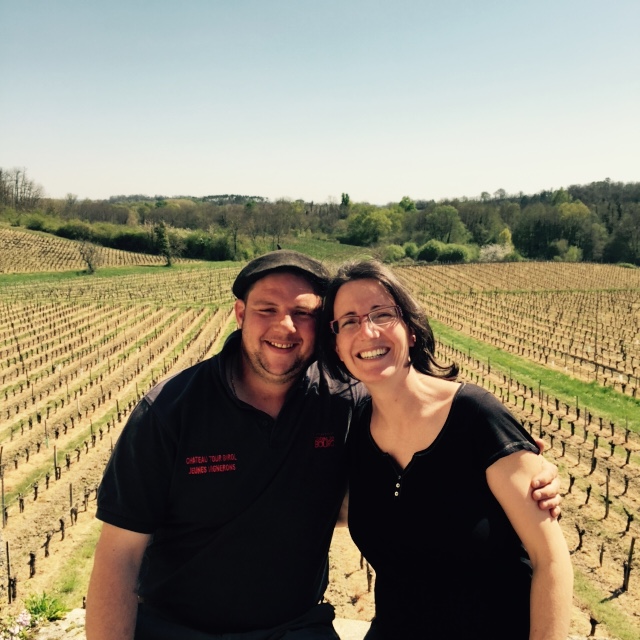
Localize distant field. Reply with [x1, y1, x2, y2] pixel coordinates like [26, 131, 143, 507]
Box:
[0, 233, 638, 638]
[0, 225, 373, 276]
[0, 225, 191, 274]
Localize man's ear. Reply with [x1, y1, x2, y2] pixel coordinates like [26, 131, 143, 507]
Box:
[234, 299, 245, 329]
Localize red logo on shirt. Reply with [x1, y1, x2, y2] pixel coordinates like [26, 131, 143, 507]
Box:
[314, 435, 335, 448]
[186, 453, 237, 475]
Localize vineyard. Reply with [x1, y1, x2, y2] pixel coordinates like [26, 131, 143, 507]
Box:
[0, 226, 189, 273]
[0, 236, 638, 638]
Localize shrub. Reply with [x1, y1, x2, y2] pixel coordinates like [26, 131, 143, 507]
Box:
[183, 231, 234, 261]
[24, 592, 67, 622]
[502, 250, 525, 262]
[417, 239, 445, 262]
[380, 244, 405, 263]
[110, 227, 155, 254]
[438, 244, 470, 264]
[56, 220, 94, 241]
[402, 241, 419, 260]
[23, 213, 50, 232]
[478, 243, 513, 263]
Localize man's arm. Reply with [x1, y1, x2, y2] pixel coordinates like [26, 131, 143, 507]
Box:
[86, 523, 151, 640]
[531, 437, 562, 518]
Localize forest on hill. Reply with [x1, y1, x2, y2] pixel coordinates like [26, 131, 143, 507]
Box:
[1, 167, 639, 266]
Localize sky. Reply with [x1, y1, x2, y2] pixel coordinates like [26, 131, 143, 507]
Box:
[1, 0, 638, 205]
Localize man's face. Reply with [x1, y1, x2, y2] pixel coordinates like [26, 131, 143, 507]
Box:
[235, 272, 322, 386]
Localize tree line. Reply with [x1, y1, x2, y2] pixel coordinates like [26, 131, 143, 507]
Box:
[1, 168, 639, 265]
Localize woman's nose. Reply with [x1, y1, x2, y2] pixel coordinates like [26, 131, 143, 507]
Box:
[358, 317, 378, 337]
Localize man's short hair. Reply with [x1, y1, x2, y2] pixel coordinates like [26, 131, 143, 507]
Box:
[232, 250, 330, 300]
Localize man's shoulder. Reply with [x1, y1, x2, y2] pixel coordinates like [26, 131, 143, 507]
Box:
[305, 362, 370, 403]
[145, 353, 221, 407]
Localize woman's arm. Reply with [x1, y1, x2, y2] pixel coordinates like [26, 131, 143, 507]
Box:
[487, 450, 573, 640]
[335, 489, 349, 527]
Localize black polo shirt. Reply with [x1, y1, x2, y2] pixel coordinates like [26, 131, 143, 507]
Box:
[97, 332, 367, 633]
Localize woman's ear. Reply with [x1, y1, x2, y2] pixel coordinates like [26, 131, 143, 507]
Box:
[410, 333, 416, 346]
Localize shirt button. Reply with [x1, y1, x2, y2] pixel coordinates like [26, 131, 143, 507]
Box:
[394, 491, 399, 497]
[395, 483, 400, 488]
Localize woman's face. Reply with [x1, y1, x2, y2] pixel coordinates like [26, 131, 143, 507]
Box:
[332, 278, 415, 386]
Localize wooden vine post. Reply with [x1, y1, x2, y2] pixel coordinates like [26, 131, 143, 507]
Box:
[6, 541, 11, 603]
[0, 446, 4, 529]
[622, 537, 636, 592]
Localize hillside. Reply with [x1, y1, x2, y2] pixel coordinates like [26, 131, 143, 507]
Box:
[0, 226, 182, 274]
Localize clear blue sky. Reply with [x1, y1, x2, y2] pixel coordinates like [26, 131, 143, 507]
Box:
[1, 0, 638, 204]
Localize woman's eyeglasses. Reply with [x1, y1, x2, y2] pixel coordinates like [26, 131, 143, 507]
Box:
[329, 305, 402, 335]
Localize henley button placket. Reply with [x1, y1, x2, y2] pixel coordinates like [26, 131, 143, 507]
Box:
[394, 475, 402, 498]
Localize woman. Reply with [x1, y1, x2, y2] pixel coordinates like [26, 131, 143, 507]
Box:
[321, 260, 573, 640]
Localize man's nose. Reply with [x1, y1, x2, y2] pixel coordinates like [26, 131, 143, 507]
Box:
[279, 314, 296, 331]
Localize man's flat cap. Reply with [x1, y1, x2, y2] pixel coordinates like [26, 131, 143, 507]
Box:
[232, 250, 330, 299]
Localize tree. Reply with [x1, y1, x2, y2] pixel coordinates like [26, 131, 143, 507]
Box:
[603, 207, 640, 264]
[0, 167, 43, 210]
[153, 221, 172, 266]
[342, 208, 393, 246]
[399, 196, 416, 212]
[457, 202, 504, 245]
[512, 203, 561, 258]
[557, 201, 592, 247]
[78, 241, 100, 274]
[423, 205, 470, 244]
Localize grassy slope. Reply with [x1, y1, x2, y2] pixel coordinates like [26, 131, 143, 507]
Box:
[432, 318, 640, 434]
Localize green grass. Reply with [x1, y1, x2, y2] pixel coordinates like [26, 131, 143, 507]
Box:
[278, 237, 374, 262]
[573, 568, 640, 640]
[431, 318, 640, 434]
[47, 520, 102, 609]
[24, 592, 68, 621]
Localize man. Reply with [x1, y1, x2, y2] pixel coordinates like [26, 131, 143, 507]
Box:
[86, 250, 560, 640]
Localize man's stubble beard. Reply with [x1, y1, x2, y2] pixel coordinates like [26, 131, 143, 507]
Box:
[240, 341, 312, 387]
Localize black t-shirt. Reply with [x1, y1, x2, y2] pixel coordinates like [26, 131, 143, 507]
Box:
[97, 332, 368, 633]
[347, 383, 539, 640]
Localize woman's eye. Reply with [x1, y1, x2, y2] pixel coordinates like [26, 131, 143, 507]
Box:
[340, 317, 358, 328]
